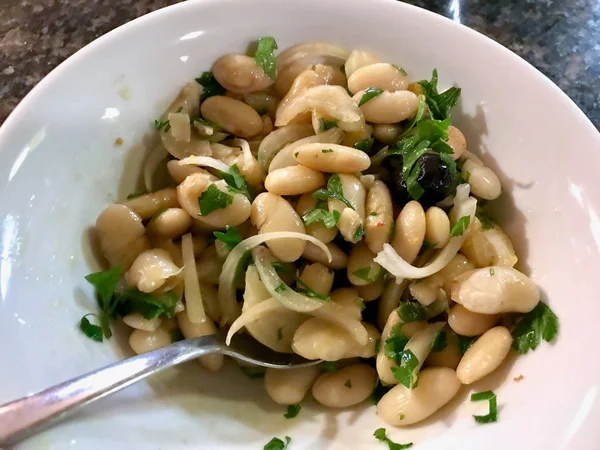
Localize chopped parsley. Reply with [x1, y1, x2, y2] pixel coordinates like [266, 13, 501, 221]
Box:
[284, 404, 301, 419]
[296, 276, 330, 301]
[353, 267, 375, 283]
[241, 367, 266, 379]
[154, 118, 171, 132]
[321, 361, 337, 372]
[359, 87, 384, 106]
[373, 428, 413, 449]
[458, 334, 476, 355]
[321, 148, 334, 153]
[431, 330, 447, 352]
[277, 327, 284, 340]
[465, 171, 471, 182]
[344, 379, 352, 388]
[319, 118, 338, 131]
[391, 349, 419, 388]
[312, 174, 354, 209]
[370, 212, 378, 216]
[255, 37, 278, 80]
[217, 164, 256, 200]
[83, 266, 121, 339]
[391, 64, 408, 76]
[477, 211, 495, 230]
[198, 184, 233, 216]
[195, 71, 226, 100]
[489, 268, 495, 276]
[422, 239, 437, 249]
[397, 302, 425, 322]
[384, 335, 409, 363]
[79, 314, 103, 342]
[418, 69, 462, 121]
[353, 225, 365, 241]
[371, 381, 391, 405]
[302, 201, 341, 228]
[471, 391, 498, 424]
[213, 225, 243, 250]
[354, 138, 374, 152]
[120, 289, 178, 320]
[264, 436, 291, 450]
[450, 215, 471, 237]
[126, 190, 146, 200]
[511, 301, 559, 354]
[274, 283, 287, 293]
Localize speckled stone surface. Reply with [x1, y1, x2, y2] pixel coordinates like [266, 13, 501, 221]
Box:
[1, 0, 599, 128]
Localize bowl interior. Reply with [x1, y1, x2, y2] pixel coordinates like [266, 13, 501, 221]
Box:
[1, 0, 599, 448]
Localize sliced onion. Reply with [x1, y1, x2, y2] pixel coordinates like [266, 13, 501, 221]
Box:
[310, 301, 368, 345]
[257, 124, 314, 171]
[161, 132, 212, 160]
[143, 145, 169, 193]
[226, 297, 284, 345]
[374, 185, 477, 280]
[218, 232, 332, 325]
[402, 322, 445, 385]
[181, 233, 205, 324]
[168, 112, 192, 142]
[178, 155, 231, 173]
[252, 246, 326, 312]
[276, 42, 350, 71]
[378, 279, 408, 330]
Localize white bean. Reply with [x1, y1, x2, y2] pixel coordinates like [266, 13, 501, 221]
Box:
[365, 180, 394, 253]
[302, 241, 348, 269]
[448, 304, 498, 336]
[212, 54, 274, 94]
[344, 50, 379, 78]
[461, 218, 518, 268]
[295, 193, 338, 244]
[377, 367, 461, 426]
[337, 207, 364, 243]
[265, 366, 321, 405]
[167, 160, 216, 184]
[298, 263, 334, 296]
[123, 313, 161, 332]
[312, 364, 377, 408]
[347, 63, 408, 94]
[330, 287, 364, 319]
[264, 165, 325, 195]
[293, 143, 371, 173]
[446, 126, 467, 160]
[243, 92, 279, 118]
[356, 278, 385, 301]
[378, 280, 407, 330]
[456, 326, 512, 384]
[391, 201, 426, 264]
[129, 327, 172, 355]
[195, 245, 223, 284]
[177, 312, 224, 372]
[123, 188, 179, 220]
[372, 123, 402, 145]
[451, 267, 539, 314]
[147, 208, 192, 239]
[125, 249, 182, 293]
[201, 95, 263, 138]
[347, 241, 382, 286]
[353, 89, 419, 124]
[467, 166, 502, 200]
[251, 192, 306, 262]
[424, 206, 450, 249]
[426, 331, 461, 369]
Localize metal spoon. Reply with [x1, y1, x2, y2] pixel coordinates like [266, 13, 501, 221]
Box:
[0, 328, 319, 447]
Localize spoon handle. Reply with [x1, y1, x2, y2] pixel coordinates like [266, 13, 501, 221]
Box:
[0, 336, 221, 447]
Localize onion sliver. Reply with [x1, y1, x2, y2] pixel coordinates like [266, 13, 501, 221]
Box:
[218, 232, 332, 325]
[257, 124, 314, 171]
[310, 301, 368, 346]
[178, 155, 231, 173]
[226, 297, 284, 345]
[143, 145, 168, 193]
[181, 233, 206, 323]
[399, 322, 445, 387]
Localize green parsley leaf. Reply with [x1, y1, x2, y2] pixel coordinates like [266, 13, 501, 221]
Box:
[511, 301, 559, 354]
[255, 37, 278, 80]
[458, 334, 476, 355]
[296, 277, 330, 301]
[217, 164, 256, 201]
[241, 367, 266, 379]
[277, 327, 283, 340]
[353, 267, 375, 282]
[391, 64, 408, 76]
[384, 335, 409, 363]
[120, 289, 178, 320]
[284, 404, 301, 419]
[431, 331, 447, 352]
[274, 283, 287, 293]
[373, 427, 413, 449]
[489, 268, 495, 276]
[126, 190, 146, 200]
[302, 204, 341, 228]
[370, 212, 378, 217]
[198, 184, 233, 216]
[344, 379, 352, 388]
[397, 302, 425, 322]
[399, 414, 405, 420]
[396, 95, 427, 140]
[465, 171, 471, 182]
[359, 87, 384, 106]
[450, 215, 471, 237]
[319, 118, 339, 131]
[391, 349, 419, 388]
[354, 138, 374, 152]
[154, 119, 171, 132]
[84, 266, 121, 339]
[321, 148, 334, 153]
[471, 390, 498, 424]
[195, 71, 226, 100]
[418, 69, 462, 120]
[422, 239, 437, 249]
[371, 381, 391, 405]
[264, 436, 291, 450]
[213, 225, 243, 250]
[312, 174, 354, 209]
[477, 211, 495, 230]
[353, 225, 365, 241]
[79, 314, 103, 342]
[321, 361, 337, 372]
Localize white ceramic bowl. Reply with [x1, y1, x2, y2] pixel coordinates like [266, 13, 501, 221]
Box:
[1, 0, 599, 448]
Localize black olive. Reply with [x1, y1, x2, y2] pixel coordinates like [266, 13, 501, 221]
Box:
[384, 152, 456, 208]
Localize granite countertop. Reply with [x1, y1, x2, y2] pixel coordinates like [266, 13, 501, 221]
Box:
[1, 0, 599, 128]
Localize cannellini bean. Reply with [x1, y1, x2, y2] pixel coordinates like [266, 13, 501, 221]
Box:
[196, 245, 223, 284]
[167, 160, 216, 184]
[312, 364, 377, 408]
[356, 278, 385, 301]
[125, 249, 182, 293]
[426, 331, 462, 369]
[153, 238, 183, 267]
[95, 204, 149, 270]
[177, 175, 252, 228]
[293, 143, 371, 173]
[264, 165, 325, 195]
[391, 201, 426, 264]
[378, 280, 407, 330]
[261, 115, 274, 136]
[201, 96, 263, 138]
[446, 126, 467, 160]
[365, 180, 393, 253]
[466, 165, 502, 200]
[344, 50, 379, 78]
[353, 89, 419, 124]
[303, 241, 348, 269]
[243, 92, 279, 117]
[337, 208, 364, 243]
[461, 218, 518, 268]
[330, 287, 364, 319]
[372, 123, 402, 145]
[298, 263, 334, 296]
[456, 326, 512, 384]
[192, 235, 210, 257]
[251, 192, 306, 262]
[147, 208, 192, 239]
[212, 54, 274, 94]
[123, 188, 179, 220]
[129, 327, 172, 355]
[451, 267, 540, 314]
[295, 193, 338, 244]
[377, 367, 461, 426]
[292, 318, 379, 360]
[177, 312, 224, 372]
[424, 206, 450, 249]
[347, 63, 408, 94]
[342, 121, 373, 148]
[409, 254, 474, 305]
[123, 313, 161, 332]
[328, 173, 366, 219]
[448, 304, 498, 337]
[265, 366, 321, 405]
[347, 241, 382, 286]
